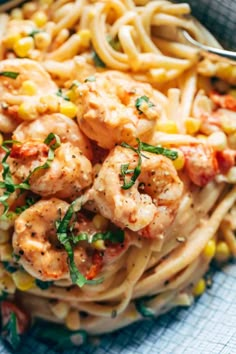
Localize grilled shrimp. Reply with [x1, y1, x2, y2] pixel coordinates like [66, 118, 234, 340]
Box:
[9, 141, 92, 199]
[13, 113, 92, 160]
[13, 198, 73, 280]
[89, 145, 183, 238]
[12, 198, 130, 281]
[0, 59, 57, 132]
[77, 71, 165, 149]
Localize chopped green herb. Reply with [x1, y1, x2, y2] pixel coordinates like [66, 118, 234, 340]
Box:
[135, 296, 156, 318]
[35, 279, 53, 290]
[0, 71, 19, 79]
[56, 88, 70, 101]
[91, 50, 106, 68]
[140, 141, 178, 161]
[56, 200, 103, 287]
[28, 29, 44, 37]
[15, 195, 40, 214]
[12, 254, 20, 262]
[0, 291, 8, 301]
[72, 229, 124, 244]
[34, 321, 87, 349]
[2, 262, 18, 274]
[84, 75, 96, 83]
[135, 95, 154, 114]
[120, 139, 178, 189]
[2, 312, 20, 350]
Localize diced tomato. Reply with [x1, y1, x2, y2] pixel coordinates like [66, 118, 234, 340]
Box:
[86, 251, 103, 280]
[180, 144, 219, 187]
[216, 149, 236, 174]
[210, 91, 236, 112]
[10, 142, 49, 159]
[1, 301, 30, 334]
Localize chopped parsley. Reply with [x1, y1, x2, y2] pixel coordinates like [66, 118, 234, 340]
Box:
[2, 312, 20, 350]
[2, 262, 18, 274]
[35, 279, 53, 290]
[120, 139, 178, 189]
[56, 199, 103, 287]
[0, 71, 19, 79]
[91, 50, 106, 68]
[28, 29, 44, 37]
[135, 95, 154, 114]
[69, 80, 81, 89]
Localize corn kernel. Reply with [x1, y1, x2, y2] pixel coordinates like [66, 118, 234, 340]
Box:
[22, 2, 37, 18]
[39, 94, 59, 113]
[77, 29, 91, 48]
[0, 133, 3, 146]
[40, 0, 53, 5]
[156, 120, 178, 134]
[12, 270, 35, 291]
[60, 101, 77, 118]
[92, 214, 109, 230]
[32, 11, 48, 27]
[50, 301, 70, 319]
[66, 89, 77, 103]
[226, 166, 236, 184]
[215, 241, 231, 262]
[65, 310, 80, 330]
[34, 32, 51, 50]
[20, 80, 37, 96]
[3, 33, 22, 49]
[0, 244, 13, 261]
[172, 150, 185, 170]
[203, 239, 216, 259]
[0, 230, 10, 244]
[228, 133, 236, 149]
[13, 37, 34, 58]
[192, 278, 206, 297]
[185, 117, 201, 135]
[0, 274, 16, 294]
[220, 115, 236, 134]
[10, 8, 23, 20]
[93, 240, 106, 251]
[207, 131, 227, 151]
[18, 101, 38, 120]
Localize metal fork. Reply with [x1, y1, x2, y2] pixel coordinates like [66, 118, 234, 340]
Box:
[182, 30, 236, 62]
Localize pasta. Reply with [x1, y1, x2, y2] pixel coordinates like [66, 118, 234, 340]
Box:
[0, 0, 236, 349]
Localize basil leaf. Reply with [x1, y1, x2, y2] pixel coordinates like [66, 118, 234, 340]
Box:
[91, 50, 106, 68]
[140, 142, 178, 161]
[56, 201, 104, 287]
[15, 195, 40, 214]
[35, 279, 53, 290]
[92, 229, 124, 243]
[2, 262, 18, 274]
[56, 88, 70, 101]
[84, 76, 96, 83]
[135, 95, 154, 114]
[2, 312, 21, 350]
[34, 321, 87, 349]
[135, 297, 155, 318]
[0, 71, 19, 79]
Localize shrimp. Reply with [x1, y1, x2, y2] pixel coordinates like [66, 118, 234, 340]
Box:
[89, 145, 183, 238]
[77, 71, 165, 149]
[12, 198, 130, 281]
[0, 59, 57, 132]
[12, 198, 73, 280]
[9, 141, 93, 199]
[13, 113, 92, 160]
[180, 144, 219, 187]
